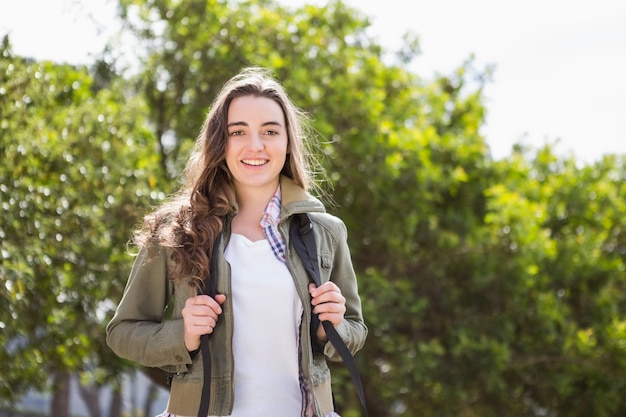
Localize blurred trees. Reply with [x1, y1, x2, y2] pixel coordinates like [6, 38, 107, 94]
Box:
[1, 0, 626, 416]
[0, 35, 166, 416]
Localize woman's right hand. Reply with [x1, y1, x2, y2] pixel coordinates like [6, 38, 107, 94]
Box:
[181, 294, 227, 351]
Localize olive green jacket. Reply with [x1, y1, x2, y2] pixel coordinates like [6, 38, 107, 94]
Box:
[106, 177, 367, 416]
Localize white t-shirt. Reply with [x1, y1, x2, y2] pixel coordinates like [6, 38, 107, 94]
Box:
[221, 233, 304, 416]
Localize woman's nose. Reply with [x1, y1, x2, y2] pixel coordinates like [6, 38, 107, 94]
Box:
[247, 132, 264, 150]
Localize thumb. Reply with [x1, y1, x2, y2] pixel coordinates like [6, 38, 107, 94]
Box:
[214, 294, 227, 305]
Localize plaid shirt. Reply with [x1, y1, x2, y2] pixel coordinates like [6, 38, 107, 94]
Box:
[260, 186, 286, 263]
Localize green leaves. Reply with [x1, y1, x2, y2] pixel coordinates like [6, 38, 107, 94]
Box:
[0, 39, 163, 403]
[2, 2, 626, 416]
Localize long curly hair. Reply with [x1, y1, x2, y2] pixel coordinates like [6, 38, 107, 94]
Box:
[133, 67, 314, 289]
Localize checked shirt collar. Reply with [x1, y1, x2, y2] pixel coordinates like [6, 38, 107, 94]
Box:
[260, 185, 286, 263]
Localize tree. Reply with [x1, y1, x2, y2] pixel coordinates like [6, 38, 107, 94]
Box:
[484, 148, 626, 416]
[0, 35, 165, 416]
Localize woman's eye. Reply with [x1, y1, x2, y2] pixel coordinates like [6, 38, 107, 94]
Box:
[229, 130, 243, 136]
[265, 130, 278, 135]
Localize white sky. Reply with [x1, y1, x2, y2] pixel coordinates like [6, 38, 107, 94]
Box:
[1, 0, 625, 163]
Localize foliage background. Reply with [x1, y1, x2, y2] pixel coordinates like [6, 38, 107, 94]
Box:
[1, 1, 625, 416]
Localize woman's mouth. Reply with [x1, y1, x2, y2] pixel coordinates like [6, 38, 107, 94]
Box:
[242, 159, 269, 166]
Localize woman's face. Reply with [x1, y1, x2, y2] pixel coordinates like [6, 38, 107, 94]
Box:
[225, 95, 288, 195]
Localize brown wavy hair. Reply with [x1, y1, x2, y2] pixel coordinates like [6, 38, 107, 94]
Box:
[133, 67, 315, 289]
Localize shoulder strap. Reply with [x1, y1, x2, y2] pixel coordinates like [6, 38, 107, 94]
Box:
[289, 213, 370, 417]
[197, 234, 221, 417]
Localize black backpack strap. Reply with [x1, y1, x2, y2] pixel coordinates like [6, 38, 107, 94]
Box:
[290, 213, 369, 417]
[197, 234, 221, 417]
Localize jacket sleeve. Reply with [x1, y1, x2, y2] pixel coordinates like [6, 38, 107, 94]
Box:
[105, 245, 192, 374]
[318, 217, 368, 361]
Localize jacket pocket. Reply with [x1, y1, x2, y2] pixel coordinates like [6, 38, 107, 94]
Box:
[319, 252, 334, 284]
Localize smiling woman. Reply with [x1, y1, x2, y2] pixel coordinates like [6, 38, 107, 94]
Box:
[105, 67, 368, 417]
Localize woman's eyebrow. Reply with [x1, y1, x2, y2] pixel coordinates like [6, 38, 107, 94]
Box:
[262, 121, 283, 127]
[227, 121, 248, 127]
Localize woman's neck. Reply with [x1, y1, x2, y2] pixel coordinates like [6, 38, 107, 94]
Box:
[235, 182, 277, 214]
[231, 182, 279, 241]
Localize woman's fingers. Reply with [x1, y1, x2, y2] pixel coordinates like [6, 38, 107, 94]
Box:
[182, 294, 226, 350]
[309, 282, 346, 326]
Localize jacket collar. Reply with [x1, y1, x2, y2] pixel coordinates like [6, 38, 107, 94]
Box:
[279, 175, 325, 220]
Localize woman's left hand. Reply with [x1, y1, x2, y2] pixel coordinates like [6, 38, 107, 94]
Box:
[309, 282, 346, 341]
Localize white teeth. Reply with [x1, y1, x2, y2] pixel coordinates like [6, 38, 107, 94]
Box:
[242, 159, 268, 166]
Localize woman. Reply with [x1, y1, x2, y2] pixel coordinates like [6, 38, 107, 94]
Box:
[106, 67, 367, 417]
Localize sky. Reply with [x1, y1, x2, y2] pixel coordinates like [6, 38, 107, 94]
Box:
[1, 0, 625, 163]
